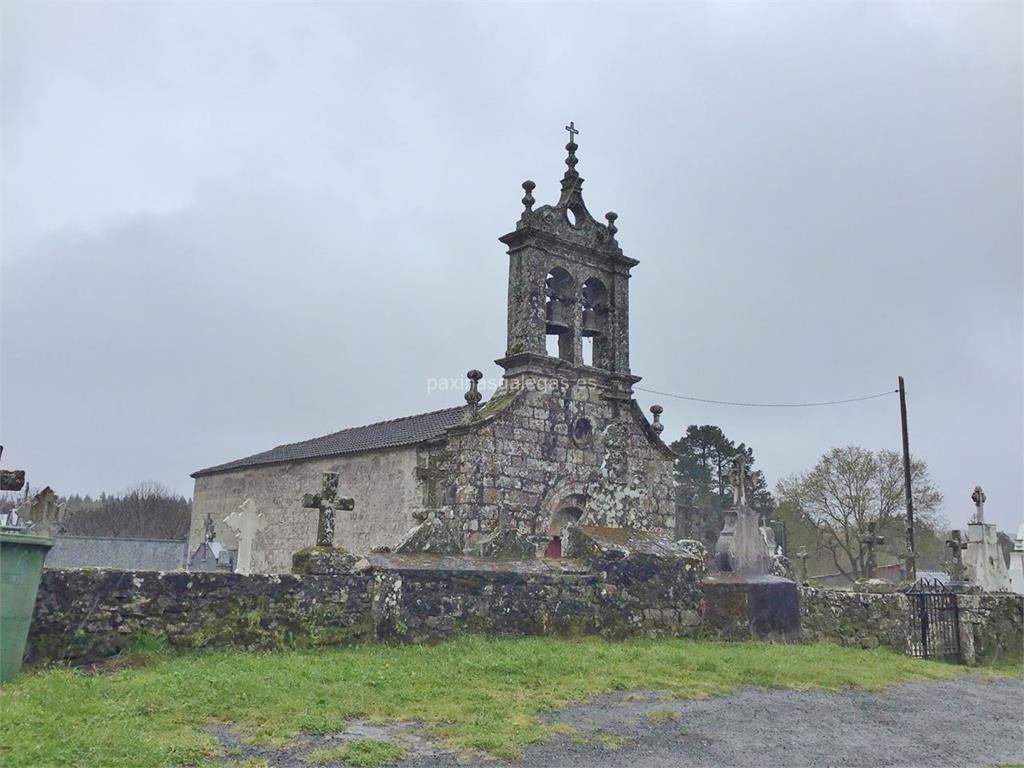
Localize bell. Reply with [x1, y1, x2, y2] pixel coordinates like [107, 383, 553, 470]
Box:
[545, 298, 570, 335]
[581, 306, 602, 337]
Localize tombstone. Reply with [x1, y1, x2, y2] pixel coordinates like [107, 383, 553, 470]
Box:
[859, 522, 885, 580]
[301, 472, 354, 548]
[1008, 520, 1024, 595]
[794, 547, 810, 584]
[292, 472, 357, 575]
[705, 453, 799, 639]
[713, 454, 771, 574]
[223, 498, 268, 575]
[962, 486, 1011, 591]
[943, 530, 968, 582]
[759, 519, 790, 578]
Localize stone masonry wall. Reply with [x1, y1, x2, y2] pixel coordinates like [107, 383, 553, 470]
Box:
[189, 446, 421, 574]
[799, 586, 1023, 664]
[27, 532, 705, 665]
[798, 587, 912, 651]
[27, 569, 373, 665]
[959, 592, 1024, 664]
[439, 378, 675, 547]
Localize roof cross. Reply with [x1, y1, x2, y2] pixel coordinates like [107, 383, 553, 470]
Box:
[565, 121, 579, 144]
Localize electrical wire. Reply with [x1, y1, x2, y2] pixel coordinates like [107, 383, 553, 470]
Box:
[634, 386, 899, 408]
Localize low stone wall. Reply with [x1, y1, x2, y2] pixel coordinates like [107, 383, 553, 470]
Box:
[798, 587, 912, 651]
[370, 545, 705, 644]
[27, 528, 708, 665]
[30, 549, 1018, 668]
[959, 593, 1024, 664]
[798, 586, 1024, 664]
[27, 569, 372, 665]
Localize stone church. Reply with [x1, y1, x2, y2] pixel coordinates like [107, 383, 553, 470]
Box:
[188, 130, 677, 574]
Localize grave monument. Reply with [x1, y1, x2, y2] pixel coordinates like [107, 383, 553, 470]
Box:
[962, 486, 1011, 592]
[704, 454, 800, 639]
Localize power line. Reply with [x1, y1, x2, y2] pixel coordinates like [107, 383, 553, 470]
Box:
[634, 386, 899, 408]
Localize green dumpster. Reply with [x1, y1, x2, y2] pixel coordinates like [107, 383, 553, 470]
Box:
[0, 530, 53, 683]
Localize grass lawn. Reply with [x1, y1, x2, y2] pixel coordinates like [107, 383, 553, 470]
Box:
[0, 636, 1015, 767]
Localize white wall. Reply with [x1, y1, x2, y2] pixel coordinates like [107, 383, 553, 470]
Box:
[188, 446, 421, 574]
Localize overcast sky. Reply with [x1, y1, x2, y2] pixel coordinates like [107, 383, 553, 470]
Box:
[2, 2, 1021, 533]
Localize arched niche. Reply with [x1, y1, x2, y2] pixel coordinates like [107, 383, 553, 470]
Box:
[544, 267, 575, 362]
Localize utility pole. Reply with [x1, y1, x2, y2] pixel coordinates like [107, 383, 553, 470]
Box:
[898, 376, 916, 581]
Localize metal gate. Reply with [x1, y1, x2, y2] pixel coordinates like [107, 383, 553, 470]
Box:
[903, 578, 962, 663]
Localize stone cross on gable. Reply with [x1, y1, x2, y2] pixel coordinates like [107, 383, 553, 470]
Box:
[416, 454, 443, 511]
[945, 529, 969, 581]
[859, 522, 885, 579]
[565, 121, 579, 143]
[302, 472, 354, 548]
[728, 453, 751, 507]
[971, 486, 986, 524]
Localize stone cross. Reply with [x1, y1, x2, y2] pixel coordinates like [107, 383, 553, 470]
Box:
[971, 486, 986, 524]
[945, 529, 968, 581]
[728, 453, 750, 507]
[415, 455, 443, 512]
[565, 121, 579, 143]
[795, 547, 810, 583]
[203, 512, 216, 543]
[859, 521, 885, 579]
[302, 472, 354, 548]
[223, 498, 268, 575]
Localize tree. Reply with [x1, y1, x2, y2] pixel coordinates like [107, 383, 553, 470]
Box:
[63, 482, 192, 540]
[776, 446, 943, 581]
[670, 425, 774, 547]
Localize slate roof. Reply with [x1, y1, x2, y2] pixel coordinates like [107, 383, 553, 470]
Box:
[192, 405, 471, 478]
[46, 536, 187, 571]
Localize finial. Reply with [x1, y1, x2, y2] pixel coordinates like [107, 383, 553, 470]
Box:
[557, 122, 587, 209]
[650, 404, 664, 435]
[605, 211, 618, 237]
[465, 369, 483, 406]
[564, 122, 580, 173]
[521, 180, 535, 213]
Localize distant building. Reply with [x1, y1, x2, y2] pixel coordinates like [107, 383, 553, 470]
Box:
[45, 536, 186, 571]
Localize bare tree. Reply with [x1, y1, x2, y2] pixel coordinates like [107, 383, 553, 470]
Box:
[64, 482, 191, 540]
[776, 446, 943, 581]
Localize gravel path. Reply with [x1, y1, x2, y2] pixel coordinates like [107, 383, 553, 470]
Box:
[217, 676, 1023, 768]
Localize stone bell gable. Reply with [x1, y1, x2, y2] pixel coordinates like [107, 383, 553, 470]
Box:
[497, 124, 637, 401]
[433, 126, 676, 554]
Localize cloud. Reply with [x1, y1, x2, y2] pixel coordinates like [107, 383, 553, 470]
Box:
[2, 1, 1021, 531]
